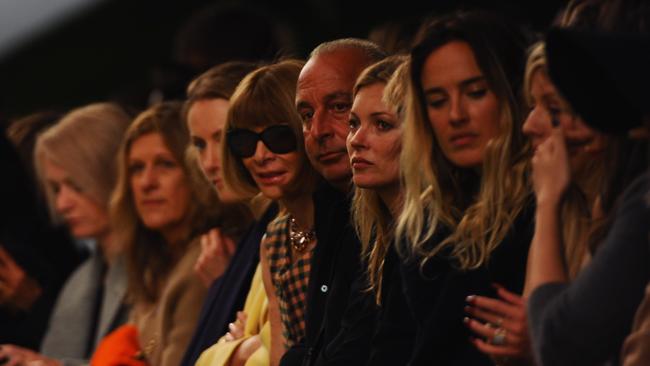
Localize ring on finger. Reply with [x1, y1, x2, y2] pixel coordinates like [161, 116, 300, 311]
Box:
[491, 327, 507, 346]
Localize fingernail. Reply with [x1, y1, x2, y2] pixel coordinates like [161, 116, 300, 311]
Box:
[466, 295, 475, 303]
[463, 317, 470, 324]
[464, 305, 471, 313]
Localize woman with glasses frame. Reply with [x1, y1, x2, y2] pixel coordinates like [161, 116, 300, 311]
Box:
[221, 59, 321, 366]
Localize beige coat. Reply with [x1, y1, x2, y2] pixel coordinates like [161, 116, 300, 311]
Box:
[131, 239, 207, 366]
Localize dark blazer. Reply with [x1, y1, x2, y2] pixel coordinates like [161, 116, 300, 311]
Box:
[180, 203, 278, 366]
[400, 199, 535, 365]
[280, 183, 364, 366]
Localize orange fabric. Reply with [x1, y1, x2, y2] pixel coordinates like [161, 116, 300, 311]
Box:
[90, 324, 149, 366]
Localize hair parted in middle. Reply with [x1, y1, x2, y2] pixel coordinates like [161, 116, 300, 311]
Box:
[111, 101, 251, 303]
[350, 54, 408, 304]
[221, 59, 319, 199]
[395, 10, 532, 270]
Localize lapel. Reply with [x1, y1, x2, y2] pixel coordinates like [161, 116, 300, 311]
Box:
[93, 255, 129, 347]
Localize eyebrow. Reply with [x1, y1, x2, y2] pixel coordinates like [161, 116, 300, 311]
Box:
[423, 76, 487, 95]
[324, 92, 352, 104]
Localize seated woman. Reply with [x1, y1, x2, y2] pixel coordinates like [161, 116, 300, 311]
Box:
[463, 41, 609, 363]
[345, 55, 412, 365]
[181, 61, 275, 366]
[109, 101, 248, 366]
[210, 59, 320, 366]
[0, 103, 132, 366]
[524, 28, 650, 366]
[395, 11, 534, 365]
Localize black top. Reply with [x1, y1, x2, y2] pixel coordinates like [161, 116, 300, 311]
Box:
[400, 199, 535, 365]
[179, 203, 278, 366]
[528, 171, 650, 366]
[314, 242, 419, 366]
[280, 183, 364, 366]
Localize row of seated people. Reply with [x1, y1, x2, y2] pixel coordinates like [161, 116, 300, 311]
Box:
[0, 1, 649, 365]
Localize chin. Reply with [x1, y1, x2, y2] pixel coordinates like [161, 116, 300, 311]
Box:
[322, 165, 352, 185]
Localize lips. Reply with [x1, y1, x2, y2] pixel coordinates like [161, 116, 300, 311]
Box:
[318, 150, 346, 164]
[141, 199, 165, 207]
[255, 170, 287, 185]
[351, 156, 373, 169]
[449, 132, 479, 147]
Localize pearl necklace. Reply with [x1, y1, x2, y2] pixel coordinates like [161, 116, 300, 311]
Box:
[289, 215, 315, 252]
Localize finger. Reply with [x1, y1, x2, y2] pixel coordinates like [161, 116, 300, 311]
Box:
[464, 318, 523, 346]
[492, 284, 524, 306]
[466, 295, 519, 319]
[470, 337, 522, 357]
[222, 236, 236, 257]
[224, 332, 234, 342]
[465, 306, 509, 329]
[200, 234, 209, 251]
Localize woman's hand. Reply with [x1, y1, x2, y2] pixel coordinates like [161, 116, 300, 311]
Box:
[532, 126, 570, 207]
[194, 228, 236, 287]
[0, 345, 61, 366]
[225, 311, 248, 342]
[0, 246, 41, 311]
[464, 284, 531, 361]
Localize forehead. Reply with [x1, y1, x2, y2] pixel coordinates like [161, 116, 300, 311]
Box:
[129, 133, 172, 158]
[297, 51, 368, 103]
[43, 158, 67, 179]
[352, 83, 387, 111]
[421, 41, 482, 87]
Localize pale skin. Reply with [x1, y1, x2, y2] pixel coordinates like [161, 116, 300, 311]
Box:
[188, 98, 242, 287]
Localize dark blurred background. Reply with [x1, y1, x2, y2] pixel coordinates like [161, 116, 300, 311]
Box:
[0, 0, 565, 123]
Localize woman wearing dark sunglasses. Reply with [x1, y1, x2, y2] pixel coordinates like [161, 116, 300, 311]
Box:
[222, 59, 321, 366]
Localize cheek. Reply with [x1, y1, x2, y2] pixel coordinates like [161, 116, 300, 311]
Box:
[476, 97, 502, 139]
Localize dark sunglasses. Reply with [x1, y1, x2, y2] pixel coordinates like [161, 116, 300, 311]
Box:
[227, 125, 298, 158]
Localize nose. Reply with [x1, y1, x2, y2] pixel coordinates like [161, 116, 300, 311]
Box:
[138, 165, 159, 193]
[522, 106, 547, 138]
[252, 140, 273, 165]
[348, 125, 368, 152]
[449, 93, 469, 126]
[310, 109, 334, 142]
[202, 142, 219, 173]
[55, 185, 75, 215]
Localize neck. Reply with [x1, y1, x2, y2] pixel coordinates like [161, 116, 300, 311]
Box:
[96, 230, 120, 265]
[377, 182, 403, 219]
[281, 192, 314, 230]
[161, 223, 190, 250]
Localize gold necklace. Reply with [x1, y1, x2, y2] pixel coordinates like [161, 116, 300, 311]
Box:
[289, 215, 315, 252]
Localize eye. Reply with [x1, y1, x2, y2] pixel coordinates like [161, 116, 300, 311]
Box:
[156, 158, 177, 169]
[49, 181, 61, 194]
[467, 88, 487, 99]
[348, 116, 360, 131]
[192, 138, 206, 151]
[67, 181, 83, 193]
[427, 97, 446, 109]
[376, 119, 394, 131]
[128, 162, 144, 175]
[299, 109, 314, 124]
[331, 102, 351, 113]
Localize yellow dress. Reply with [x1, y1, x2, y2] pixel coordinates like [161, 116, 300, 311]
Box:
[196, 263, 270, 366]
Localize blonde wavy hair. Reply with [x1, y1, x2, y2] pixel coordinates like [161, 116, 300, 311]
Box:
[395, 11, 531, 270]
[350, 55, 408, 304]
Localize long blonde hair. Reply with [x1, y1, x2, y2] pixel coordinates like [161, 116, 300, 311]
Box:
[395, 11, 531, 270]
[350, 55, 408, 304]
